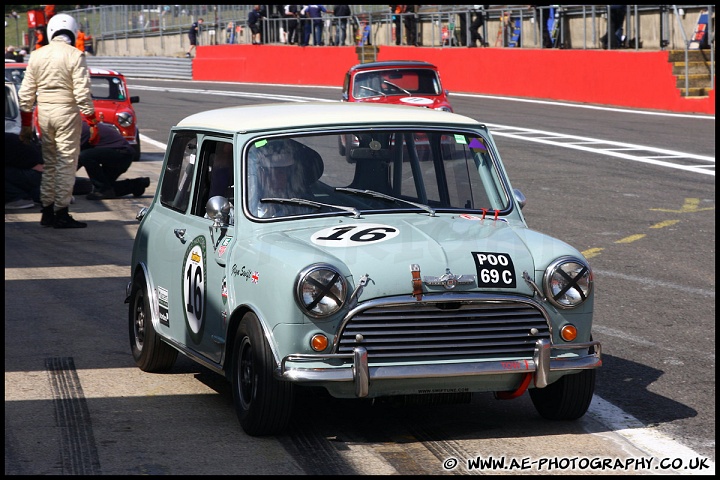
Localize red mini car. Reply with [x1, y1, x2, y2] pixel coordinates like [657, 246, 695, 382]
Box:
[4, 64, 141, 161]
[342, 60, 453, 112]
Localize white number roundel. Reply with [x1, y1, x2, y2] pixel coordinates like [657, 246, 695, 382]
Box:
[183, 242, 205, 334]
[400, 97, 433, 106]
[311, 224, 399, 247]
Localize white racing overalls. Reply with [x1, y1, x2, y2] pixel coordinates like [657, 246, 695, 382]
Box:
[18, 37, 94, 211]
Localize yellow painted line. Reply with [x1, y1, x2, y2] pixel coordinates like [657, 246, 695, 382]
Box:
[5, 265, 129, 280]
[582, 248, 604, 259]
[615, 234, 646, 244]
[650, 220, 680, 229]
[650, 197, 714, 213]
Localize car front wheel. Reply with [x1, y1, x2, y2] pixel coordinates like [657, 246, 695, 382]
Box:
[529, 368, 595, 420]
[129, 274, 177, 372]
[231, 312, 294, 436]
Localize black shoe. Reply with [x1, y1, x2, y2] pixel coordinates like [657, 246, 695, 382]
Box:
[87, 187, 116, 200]
[40, 204, 55, 227]
[53, 207, 87, 229]
[133, 177, 151, 197]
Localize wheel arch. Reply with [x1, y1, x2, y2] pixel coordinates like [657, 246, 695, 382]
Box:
[223, 304, 283, 380]
[129, 262, 163, 335]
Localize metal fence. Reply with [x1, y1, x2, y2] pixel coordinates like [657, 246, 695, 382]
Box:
[65, 5, 714, 51]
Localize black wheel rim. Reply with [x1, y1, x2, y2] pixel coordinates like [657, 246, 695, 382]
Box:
[238, 337, 255, 410]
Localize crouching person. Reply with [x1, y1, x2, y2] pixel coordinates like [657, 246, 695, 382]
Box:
[79, 119, 150, 200]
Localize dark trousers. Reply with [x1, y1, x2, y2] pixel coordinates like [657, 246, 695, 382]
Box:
[300, 19, 311, 45]
[404, 17, 416, 45]
[470, 13, 485, 45]
[5, 167, 42, 203]
[286, 18, 298, 44]
[394, 16, 402, 44]
[312, 19, 324, 45]
[79, 147, 135, 196]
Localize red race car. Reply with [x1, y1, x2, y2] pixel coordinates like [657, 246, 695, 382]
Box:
[341, 60, 453, 112]
[5, 64, 141, 161]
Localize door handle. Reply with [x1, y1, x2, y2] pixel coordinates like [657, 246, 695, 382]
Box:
[174, 228, 186, 243]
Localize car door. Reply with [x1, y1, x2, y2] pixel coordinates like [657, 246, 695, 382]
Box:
[148, 132, 234, 364]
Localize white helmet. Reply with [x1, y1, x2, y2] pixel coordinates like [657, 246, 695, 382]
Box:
[47, 14, 78, 45]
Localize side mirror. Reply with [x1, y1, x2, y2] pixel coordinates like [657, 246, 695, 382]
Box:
[206, 195, 231, 227]
[513, 189, 527, 210]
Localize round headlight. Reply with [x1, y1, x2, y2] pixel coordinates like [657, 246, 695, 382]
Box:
[295, 264, 347, 318]
[116, 111, 134, 127]
[542, 256, 592, 309]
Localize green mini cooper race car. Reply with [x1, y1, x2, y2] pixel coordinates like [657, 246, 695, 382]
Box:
[127, 102, 601, 436]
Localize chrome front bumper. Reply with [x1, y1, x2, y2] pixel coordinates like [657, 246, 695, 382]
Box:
[280, 338, 602, 398]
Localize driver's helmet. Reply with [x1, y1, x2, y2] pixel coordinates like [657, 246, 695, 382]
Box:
[47, 14, 79, 45]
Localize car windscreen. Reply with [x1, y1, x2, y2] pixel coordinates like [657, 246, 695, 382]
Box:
[353, 69, 440, 98]
[90, 75, 129, 101]
[244, 129, 510, 220]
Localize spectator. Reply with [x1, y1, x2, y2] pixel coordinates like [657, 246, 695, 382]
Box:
[534, 5, 553, 48]
[605, 5, 627, 49]
[5, 132, 92, 210]
[390, 5, 405, 45]
[466, 5, 489, 47]
[34, 26, 48, 50]
[333, 5, 351, 46]
[299, 7, 311, 46]
[404, 5, 419, 46]
[76, 26, 87, 52]
[78, 121, 150, 200]
[186, 18, 203, 57]
[5, 45, 17, 60]
[284, 5, 300, 45]
[19, 13, 97, 229]
[301, 5, 329, 46]
[248, 5, 264, 45]
[44, 5, 56, 22]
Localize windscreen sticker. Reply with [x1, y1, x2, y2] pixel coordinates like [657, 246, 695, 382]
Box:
[158, 286, 169, 326]
[469, 137, 487, 151]
[311, 224, 399, 247]
[454, 134, 467, 144]
[472, 252, 516, 288]
[182, 236, 207, 343]
[400, 97, 433, 106]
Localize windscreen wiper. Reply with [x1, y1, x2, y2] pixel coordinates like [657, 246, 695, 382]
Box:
[335, 188, 435, 216]
[261, 197, 361, 218]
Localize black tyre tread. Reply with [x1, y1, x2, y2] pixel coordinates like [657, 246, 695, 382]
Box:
[129, 276, 177, 373]
[529, 369, 595, 420]
[233, 313, 294, 436]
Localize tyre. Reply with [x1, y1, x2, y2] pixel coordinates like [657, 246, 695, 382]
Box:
[231, 312, 294, 436]
[128, 274, 177, 372]
[529, 368, 595, 420]
[132, 131, 141, 162]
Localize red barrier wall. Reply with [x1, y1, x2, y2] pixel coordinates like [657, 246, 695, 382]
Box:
[194, 45, 715, 115]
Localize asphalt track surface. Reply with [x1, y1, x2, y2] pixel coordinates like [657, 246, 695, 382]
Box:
[5, 79, 715, 475]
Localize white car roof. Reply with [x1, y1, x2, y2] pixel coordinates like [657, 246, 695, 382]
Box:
[176, 102, 480, 133]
